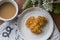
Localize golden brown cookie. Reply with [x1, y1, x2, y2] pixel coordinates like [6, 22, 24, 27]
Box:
[26, 16, 35, 28]
[25, 16, 47, 34]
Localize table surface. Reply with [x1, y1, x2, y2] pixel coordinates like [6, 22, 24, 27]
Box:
[0, 0, 60, 32]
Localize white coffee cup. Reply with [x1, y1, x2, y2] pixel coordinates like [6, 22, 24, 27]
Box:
[0, 0, 18, 21]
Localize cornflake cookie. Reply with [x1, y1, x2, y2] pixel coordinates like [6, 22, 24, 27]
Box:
[26, 16, 35, 28]
[25, 16, 47, 34]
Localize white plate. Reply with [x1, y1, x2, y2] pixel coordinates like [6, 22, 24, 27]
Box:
[18, 7, 54, 40]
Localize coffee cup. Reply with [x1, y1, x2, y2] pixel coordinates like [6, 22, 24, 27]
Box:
[0, 0, 18, 21]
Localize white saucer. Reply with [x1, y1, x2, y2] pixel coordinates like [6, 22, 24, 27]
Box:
[18, 7, 54, 40]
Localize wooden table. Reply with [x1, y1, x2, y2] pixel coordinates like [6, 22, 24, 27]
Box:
[0, 0, 60, 32]
[50, 12, 60, 31]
